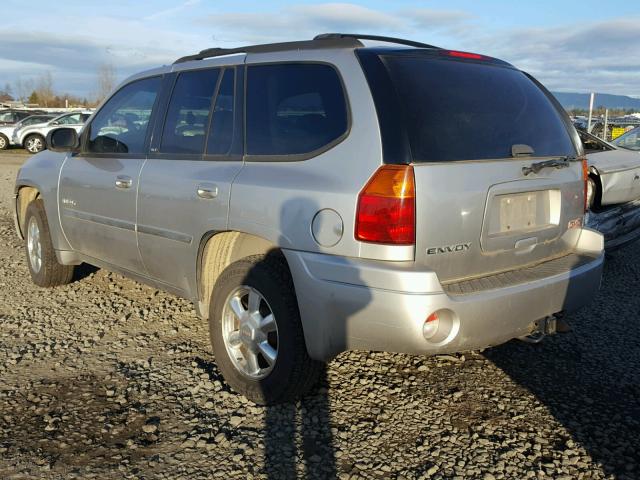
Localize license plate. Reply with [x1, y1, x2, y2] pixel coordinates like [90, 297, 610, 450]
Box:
[498, 192, 538, 233]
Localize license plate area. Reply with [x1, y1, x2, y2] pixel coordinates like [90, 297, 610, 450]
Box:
[487, 190, 560, 237]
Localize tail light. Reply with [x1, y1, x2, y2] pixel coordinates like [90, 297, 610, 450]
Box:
[355, 165, 415, 245]
[582, 157, 589, 213]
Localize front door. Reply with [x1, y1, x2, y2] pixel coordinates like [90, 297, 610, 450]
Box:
[59, 76, 162, 274]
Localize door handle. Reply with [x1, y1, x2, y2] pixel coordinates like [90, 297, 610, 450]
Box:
[197, 184, 218, 199]
[115, 176, 133, 189]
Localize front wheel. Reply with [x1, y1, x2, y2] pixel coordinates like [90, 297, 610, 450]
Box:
[209, 253, 323, 404]
[24, 134, 45, 154]
[24, 199, 75, 287]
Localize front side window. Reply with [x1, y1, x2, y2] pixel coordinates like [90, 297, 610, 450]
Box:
[57, 113, 82, 125]
[246, 63, 348, 156]
[160, 68, 220, 154]
[23, 116, 48, 126]
[0, 112, 15, 122]
[87, 76, 161, 154]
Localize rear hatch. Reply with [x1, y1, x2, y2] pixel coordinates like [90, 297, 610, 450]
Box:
[360, 49, 585, 282]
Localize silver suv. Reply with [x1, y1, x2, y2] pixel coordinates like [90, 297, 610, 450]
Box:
[14, 34, 604, 404]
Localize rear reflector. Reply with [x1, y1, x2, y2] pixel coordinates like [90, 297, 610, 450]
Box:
[423, 312, 440, 339]
[447, 50, 484, 60]
[355, 165, 415, 245]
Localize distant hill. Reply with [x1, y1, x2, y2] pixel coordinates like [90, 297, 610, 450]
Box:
[552, 92, 640, 110]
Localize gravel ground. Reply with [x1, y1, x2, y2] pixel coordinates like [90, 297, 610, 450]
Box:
[1, 155, 639, 479]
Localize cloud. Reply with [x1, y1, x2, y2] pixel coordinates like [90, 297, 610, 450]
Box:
[144, 0, 202, 21]
[467, 17, 640, 94]
[0, 3, 637, 98]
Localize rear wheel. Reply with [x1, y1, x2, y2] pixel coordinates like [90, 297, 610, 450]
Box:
[24, 134, 45, 154]
[0, 134, 8, 150]
[209, 253, 323, 404]
[24, 199, 74, 287]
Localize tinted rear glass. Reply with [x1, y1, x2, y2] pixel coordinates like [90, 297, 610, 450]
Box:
[246, 63, 348, 156]
[381, 55, 575, 162]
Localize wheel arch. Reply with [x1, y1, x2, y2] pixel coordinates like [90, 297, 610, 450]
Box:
[197, 231, 287, 318]
[15, 184, 41, 239]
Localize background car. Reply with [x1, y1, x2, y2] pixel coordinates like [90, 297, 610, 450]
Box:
[580, 130, 640, 248]
[0, 114, 56, 150]
[13, 111, 92, 153]
[611, 126, 640, 151]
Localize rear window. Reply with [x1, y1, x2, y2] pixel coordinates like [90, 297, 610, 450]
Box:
[381, 55, 575, 162]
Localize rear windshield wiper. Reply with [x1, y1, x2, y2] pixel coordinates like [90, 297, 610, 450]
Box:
[522, 156, 578, 176]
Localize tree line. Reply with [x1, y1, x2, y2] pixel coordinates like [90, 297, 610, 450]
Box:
[0, 64, 117, 108]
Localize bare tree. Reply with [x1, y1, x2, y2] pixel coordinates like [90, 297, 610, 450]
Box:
[14, 78, 35, 103]
[96, 64, 117, 103]
[35, 72, 55, 107]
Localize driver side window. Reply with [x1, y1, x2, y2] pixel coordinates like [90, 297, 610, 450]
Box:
[86, 76, 161, 154]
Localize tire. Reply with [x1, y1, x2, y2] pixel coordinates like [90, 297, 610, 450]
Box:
[209, 253, 323, 404]
[24, 134, 45, 154]
[0, 134, 8, 150]
[24, 199, 74, 287]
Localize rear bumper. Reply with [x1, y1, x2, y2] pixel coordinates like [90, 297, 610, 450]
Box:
[284, 228, 604, 361]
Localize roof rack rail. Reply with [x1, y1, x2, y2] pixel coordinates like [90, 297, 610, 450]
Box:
[174, 37, 363, 64]
[313, 33, 441, 50]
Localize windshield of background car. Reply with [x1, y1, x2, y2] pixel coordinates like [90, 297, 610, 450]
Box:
[380, 54, 576, 162]
[613, 127, 640, 151]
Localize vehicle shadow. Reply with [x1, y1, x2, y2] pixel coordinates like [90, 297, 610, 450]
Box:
[484, 248, 640, 478]
[71, 262, 99, 282]
[247, 196, 371, 479]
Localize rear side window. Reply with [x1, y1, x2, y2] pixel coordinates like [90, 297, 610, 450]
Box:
[381, 55, 575, 162]
[161, 68, 220, 154]
[246, 63, 348, 156]
[87, 76, 161, 154]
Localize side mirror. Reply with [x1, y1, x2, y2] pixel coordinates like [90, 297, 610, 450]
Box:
[47, 127, 79, 152]
[51, 121, 60, 126]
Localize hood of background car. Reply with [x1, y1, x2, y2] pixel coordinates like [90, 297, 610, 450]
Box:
[587, 148, 640, 175]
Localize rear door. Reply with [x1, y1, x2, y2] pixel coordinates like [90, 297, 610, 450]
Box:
[361, 50, 585, 282]
[59, 76, 162, 273]
[137, 65, 244, 293]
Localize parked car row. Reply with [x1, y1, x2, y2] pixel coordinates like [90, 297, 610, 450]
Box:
[0, 111, 92, 152]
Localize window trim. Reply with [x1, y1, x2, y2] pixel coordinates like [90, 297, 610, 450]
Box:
[78, 75, 163, 159]
[242, 60, 352, 163]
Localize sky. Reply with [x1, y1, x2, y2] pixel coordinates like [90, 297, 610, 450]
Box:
[1, 0, 639, 99]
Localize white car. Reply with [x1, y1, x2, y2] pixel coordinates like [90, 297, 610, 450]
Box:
[0, 114, 56, 150]
[581, 130, 640, 248]
[14, 111, 92, 153]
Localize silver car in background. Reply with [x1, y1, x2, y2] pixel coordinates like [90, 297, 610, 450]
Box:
[14, 111, 92, 153]
[14, 34, 604, 404]
[0, 114, 56, 150]
[581, 130, 640, 248]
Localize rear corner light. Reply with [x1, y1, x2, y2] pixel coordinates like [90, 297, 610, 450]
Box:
[355, 165, 415, 245]
[423, 312, 440, 340]
[582, 158, 589, 213]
